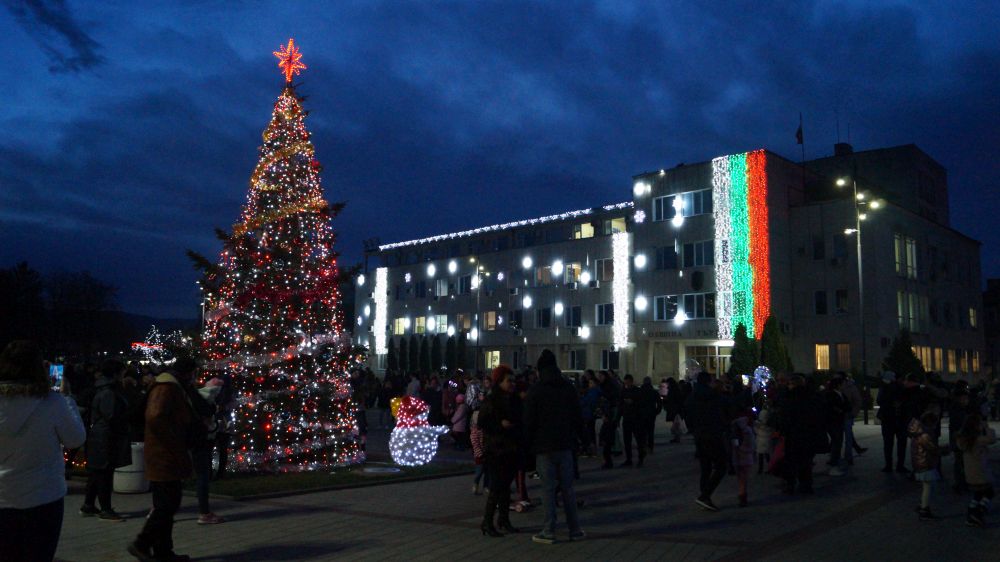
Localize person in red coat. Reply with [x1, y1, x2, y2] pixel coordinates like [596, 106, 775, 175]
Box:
[128, 358, 196, 562]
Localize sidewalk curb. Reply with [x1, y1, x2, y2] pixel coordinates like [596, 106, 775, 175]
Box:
[186, 465, 476, 502]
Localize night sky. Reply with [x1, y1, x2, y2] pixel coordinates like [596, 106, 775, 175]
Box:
[1, 1, 997, 319]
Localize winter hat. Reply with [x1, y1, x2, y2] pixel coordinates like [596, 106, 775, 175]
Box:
[537, 349, 558, 372]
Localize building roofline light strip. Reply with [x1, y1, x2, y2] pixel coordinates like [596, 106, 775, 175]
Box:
[377, 202, 634, 251]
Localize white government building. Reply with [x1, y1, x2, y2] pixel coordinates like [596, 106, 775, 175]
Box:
[353, 143, 985, 381]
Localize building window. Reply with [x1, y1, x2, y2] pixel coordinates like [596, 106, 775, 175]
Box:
[596, 258, 614, 282]
[459, 275, 472, 295]
[654, 295, 679, 322]
[815, 291, 828, 315]
[836, 343, 851, 370]
[415, 280, 426, 299]
[596, 303, 614, 326]
[653, 195, 673, 222]
[947, 349, 957, 373]
[815, 344, 830, 371]
[566, 306, 582, 328]
[959, 350, 968, 372]
[485, 350, 500, 370]
[569, 349, 586, 370]
[973, 351, 980, 373]
[969, 307, 978, 329]
[535, 266, 553, 287]
[433, 314, 448, 334]
[812, 235, 825, 260]
[456, 313, 471, 332]
[833, 234, 848, 259]
[573, 223, 595, 239]
[601, 349, 620, 371]
[564, 262, 582, 284]
[835, 289, 849, 314]
[602, 217, 627, 235]
[656, 246, 678, 270]
[535, 307, 552, 328]
[415, 316, 426, 334]
[894, 234, 918, 279]
[933, 348, 943, 372]
[683, 293, 716, 319]
[393, 317, 406, 335]
[683, 241, 714, 268]
[508, 309, 524, 329]
[485, 311, 497, 331]
[435, 278, 449, 297]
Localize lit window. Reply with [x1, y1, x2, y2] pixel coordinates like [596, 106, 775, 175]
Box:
[393, 317, 406, 335]
[434, 314, 448, 334]
[485, 311, 497, 331]
[969, 307, 978, 328]
[535, 266, 553, 286]
[563, 262, 582, 284]
[933, 348, 943, 372]
[815, 344, 831, 370]
[947, 349, 957, 373]
[836, 343, 851, 370]
[485, 350, 501, 370]
[573, 223, 595, 239]
[415, 316, 426, 334]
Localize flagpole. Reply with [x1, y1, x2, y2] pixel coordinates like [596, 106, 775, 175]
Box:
[798, 112, 805, 191]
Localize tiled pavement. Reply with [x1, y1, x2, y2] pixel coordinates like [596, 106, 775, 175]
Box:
[56, 420, 1000, 561]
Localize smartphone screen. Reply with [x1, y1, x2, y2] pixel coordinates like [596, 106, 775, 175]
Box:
[50, 364, 64, 390]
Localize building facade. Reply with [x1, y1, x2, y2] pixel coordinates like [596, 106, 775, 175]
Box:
[353, 144, 985, 381]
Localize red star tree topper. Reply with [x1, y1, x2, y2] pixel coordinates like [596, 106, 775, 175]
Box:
[274, 38, 306, 83]
[200, 40, 364, 472]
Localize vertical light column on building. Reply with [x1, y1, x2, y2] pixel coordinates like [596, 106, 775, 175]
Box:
[746, 150, 771, 333]
[374, 267, 388, 355]
[713, 150, 770, 339]
[712, 156, 734, 339]
[612, 232, 630, 350]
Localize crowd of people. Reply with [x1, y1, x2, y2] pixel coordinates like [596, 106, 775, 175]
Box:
[372, 357, 999, 539]
[2, 335, 999, 559]
[0, 340, 235, 562]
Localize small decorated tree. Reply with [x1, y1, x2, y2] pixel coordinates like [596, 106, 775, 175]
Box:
[883, 328, 924, 379]
[727, 323, 758, 378]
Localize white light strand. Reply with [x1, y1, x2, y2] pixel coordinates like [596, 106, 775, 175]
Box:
[373, 267, 388, 354]
[611, 232, 630, 350]
[712, 157, 734, 339]
[378, 202, 633, 250]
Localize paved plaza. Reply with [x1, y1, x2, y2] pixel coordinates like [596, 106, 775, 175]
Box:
[57, 421, 1000, 561]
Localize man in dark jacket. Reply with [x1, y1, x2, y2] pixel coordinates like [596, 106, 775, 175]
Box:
[618, 375, 643, 467]
[684, 371, 727, 511]
[128, 358, 196, 562]
[777, 375, 825, 494]
[639, 377, 661, 454]
[876, 371, 906, 472]
[81, 360, 131, 521]
[523, 349, 585, 544]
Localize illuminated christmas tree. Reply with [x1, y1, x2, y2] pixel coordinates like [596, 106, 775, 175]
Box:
[200, 39, 364, 472]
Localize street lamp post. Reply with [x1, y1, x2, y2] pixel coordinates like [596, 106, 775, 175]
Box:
[838, 176, 879, 424]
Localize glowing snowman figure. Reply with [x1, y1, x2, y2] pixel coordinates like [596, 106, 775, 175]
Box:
[389, 396, 449, 466]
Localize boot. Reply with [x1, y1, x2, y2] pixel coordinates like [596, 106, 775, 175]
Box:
[481, 497, 502, 537]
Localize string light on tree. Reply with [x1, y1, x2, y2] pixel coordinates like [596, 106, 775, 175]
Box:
[199, 40, 363, 472]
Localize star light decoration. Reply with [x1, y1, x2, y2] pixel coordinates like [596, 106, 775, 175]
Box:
[274, 38, 306, 83]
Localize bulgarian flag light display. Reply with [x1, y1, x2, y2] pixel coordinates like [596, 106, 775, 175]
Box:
[712, 149, 770, 339]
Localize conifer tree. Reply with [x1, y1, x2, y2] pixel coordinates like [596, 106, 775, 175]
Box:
[200, 40, 362, 471]
[883, 328, 924, 378]
[727, 323, 758, 378]
[758, 316, 791, 374]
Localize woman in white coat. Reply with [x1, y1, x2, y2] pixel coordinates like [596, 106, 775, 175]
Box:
[0, 340, 86, 562]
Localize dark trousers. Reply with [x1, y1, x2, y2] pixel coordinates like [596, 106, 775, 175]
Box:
[694, 433, 727, 499]
[216, 432, 230, 479]
[136, 481, 183, 557]
[192, 446, 213, 514]
[881, 423, 907, 469]
[622, 418, 645, 462]
[644, 417, 656, 451]
[0, 498, 63, 562]
[84, 468, 114, 511]
[484, 454, 517, 526]
[828, 425, 844, 466]
[585, 419, 597, 453]
[784, 452, 814, 492]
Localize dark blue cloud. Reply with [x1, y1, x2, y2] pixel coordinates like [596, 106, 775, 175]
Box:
[3, 0, 104, 72]
[0, 1, 997, 317]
